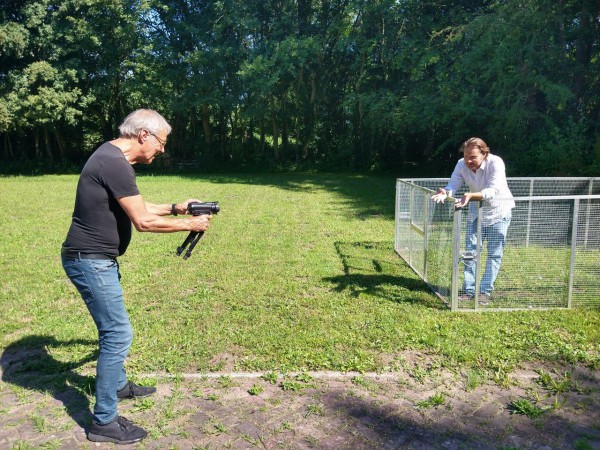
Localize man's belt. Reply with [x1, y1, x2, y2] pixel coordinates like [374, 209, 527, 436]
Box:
[61, 250, 116, 260]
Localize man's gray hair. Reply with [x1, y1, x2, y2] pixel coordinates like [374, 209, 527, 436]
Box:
[118, 109, 172, 138]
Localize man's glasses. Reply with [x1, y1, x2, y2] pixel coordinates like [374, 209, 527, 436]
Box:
[149, 133, 167, 147]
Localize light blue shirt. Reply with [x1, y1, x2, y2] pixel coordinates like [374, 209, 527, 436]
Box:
[444, 153, 515, 225]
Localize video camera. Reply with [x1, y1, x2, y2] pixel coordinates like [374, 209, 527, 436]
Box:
[176, 201, 220, 260]
[188, 201, 220, 216]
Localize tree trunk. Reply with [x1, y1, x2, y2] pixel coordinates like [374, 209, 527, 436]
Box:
[44, 126, 54, 162]
[295, 117, 302, 163]
[219, 108, 226, 158]
[35, 129, 41, 159]
[271, 116, 280, 161]
[201, 104, 212, 152]
[259, 116, 266, 153]
[3, 133, 15, 160]
[281, 96, 288, 154]
[55, 129, 66, 159]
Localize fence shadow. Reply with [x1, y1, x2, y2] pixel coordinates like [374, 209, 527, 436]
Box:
[0, 335, 97, 429]
[324, 241, 445, 309]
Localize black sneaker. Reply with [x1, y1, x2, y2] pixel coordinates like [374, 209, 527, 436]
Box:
[117, 381, 157, 400]
[88, 416, 147, 444]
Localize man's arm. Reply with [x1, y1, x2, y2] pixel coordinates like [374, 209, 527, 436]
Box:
[480, 157, 507, 200]
[118, 195, 210, 233]
[144, 202, 172, 216]
[145, 199, 201, 216]
[446, 160, 467, 194]
[431, 161, 465, 203]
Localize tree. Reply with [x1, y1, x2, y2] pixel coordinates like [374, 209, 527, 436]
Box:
[0, 0, 598, 174]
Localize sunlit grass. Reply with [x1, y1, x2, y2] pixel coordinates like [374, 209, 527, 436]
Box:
[1, 173, 599, 378]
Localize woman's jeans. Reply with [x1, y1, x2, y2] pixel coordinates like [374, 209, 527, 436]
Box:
[62, 255, 132, 425]
[462, 215, 511, 296]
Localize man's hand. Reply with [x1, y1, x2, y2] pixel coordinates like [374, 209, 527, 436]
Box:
[174, 199, 202, 215]
[454, 194, 469, 209]
[454, 192, 479, 209]
[431, 188, 448, 204]
[187, 214, 212, 233]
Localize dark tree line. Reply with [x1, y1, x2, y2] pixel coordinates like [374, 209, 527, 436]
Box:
[1, 0, 599, 174]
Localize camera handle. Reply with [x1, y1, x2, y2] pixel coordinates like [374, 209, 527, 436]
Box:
[176, 231, 205, 260]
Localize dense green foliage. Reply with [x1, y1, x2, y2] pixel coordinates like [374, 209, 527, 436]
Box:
[1, 1, 599, 174]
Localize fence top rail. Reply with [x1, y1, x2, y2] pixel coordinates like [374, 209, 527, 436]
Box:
[397, 179, 600, 200]
[397, 177, 600, 182]
[396, 182, 436, 194]
[397, 178, 448, 182]
[397, 181, 600, 202]
[512, 195, 600, 201]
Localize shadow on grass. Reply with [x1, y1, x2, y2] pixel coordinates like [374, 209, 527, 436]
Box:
[175, 172, 398, 220]
[0, 335, 97, 429]
[325, 241, 445, 310]
[324, 273, 444, 310]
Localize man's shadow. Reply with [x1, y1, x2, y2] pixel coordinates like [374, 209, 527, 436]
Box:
[0, 335, 97, 429]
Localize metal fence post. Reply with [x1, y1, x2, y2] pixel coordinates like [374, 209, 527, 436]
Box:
[451, 206, 461, 311]
[394, 180, 400, 253]
[408, 187, 414, 267]
[423, 193, 429, 281]
[525, 178, 534, 247]
[567, 199, 579, 309]
[474, 203, 483, 309]
[584, 179, 592, 248]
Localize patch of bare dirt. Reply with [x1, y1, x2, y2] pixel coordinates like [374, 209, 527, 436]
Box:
[1, 350, 600, 449]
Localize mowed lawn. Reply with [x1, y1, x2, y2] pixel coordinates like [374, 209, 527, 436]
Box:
[1, 173, 599, 378]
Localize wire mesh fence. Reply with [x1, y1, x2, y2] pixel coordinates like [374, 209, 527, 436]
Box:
[395, 178, 600, 311]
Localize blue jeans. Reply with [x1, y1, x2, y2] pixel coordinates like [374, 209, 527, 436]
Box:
[462, 215, 511, 296]
[61, 255, 132, 425]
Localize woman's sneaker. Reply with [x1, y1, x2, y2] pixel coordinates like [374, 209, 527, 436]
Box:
[88, 416, 147, 444]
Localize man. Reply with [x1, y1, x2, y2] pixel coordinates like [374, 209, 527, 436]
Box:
[431, 137, 514, 304]
[61, 109, 212, 444]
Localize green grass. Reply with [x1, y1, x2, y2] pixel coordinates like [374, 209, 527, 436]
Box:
[508, 398, 551, 418]
[535, 369, 573, 394]
[1, 173, 600, 379]
[247, 383, 264, 396]
[416, 392, 446, 409]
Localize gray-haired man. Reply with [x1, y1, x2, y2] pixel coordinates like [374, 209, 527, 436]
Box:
[62, 109, 212, 444]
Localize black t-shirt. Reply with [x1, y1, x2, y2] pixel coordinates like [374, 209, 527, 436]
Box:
[62, 143, 140, 257]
